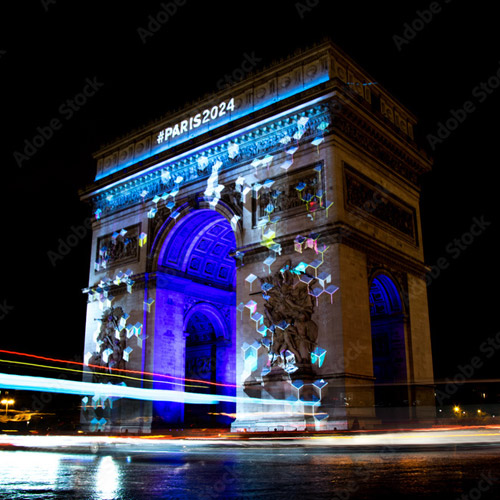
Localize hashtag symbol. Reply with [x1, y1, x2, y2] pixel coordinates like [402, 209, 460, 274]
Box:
[157, 130, 165, 144]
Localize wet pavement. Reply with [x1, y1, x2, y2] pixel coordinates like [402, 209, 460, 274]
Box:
[1, 430, 500, 499]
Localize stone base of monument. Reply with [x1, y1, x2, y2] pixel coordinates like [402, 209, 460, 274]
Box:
[232, 365, 336, 432]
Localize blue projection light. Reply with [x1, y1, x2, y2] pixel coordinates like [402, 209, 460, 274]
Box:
[95, 71, 330, 180]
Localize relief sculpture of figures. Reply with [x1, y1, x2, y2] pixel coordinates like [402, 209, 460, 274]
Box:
[88, 306, 127, 382]
[260, 260, 318, 367]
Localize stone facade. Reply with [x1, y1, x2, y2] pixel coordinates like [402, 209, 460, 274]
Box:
[79, 40, 434, 433]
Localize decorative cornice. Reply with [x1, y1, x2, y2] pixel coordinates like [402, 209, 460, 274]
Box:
[91, 40, 420, 180]
[239, 221, 428, 279]
[87, 103, 331, 219]
[333, 101, 431, 185]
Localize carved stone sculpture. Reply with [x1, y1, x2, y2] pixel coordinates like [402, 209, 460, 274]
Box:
[89, 306, 127, 382]
[260, 260, 318, 367]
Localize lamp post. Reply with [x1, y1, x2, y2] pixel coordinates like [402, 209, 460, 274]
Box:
[1, 398, 14, 416]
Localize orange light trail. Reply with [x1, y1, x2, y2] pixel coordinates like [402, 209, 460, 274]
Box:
[0, 349, 239, 388]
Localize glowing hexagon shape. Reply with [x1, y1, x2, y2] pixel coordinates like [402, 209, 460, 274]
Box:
[144, 297, 155, 312]
[237, 302, 245, 320]
[125, 324, 134, 339]
[257, 325, 268, 337]
[133, 322, 143, 337]
[263, 255, 276, 274]
[270, 243, 282, 255]
[245, 300, 257, 315]
[313, 378, 328, 390]
[276, 320, 289, 331]
[325, 284, 340, 303]
[114, 271, 124, 285]
[245, 273, 258, 292]
[119, 313, 129, 329]
[123, 346, 133, 362]
[307, 259, 323, 277]
[102, 348, 113, 364]
[262, 228, 275, 241]
[294, 235, 306, 253]
[251, 312, 264, 328]
[293, 262, 308, 275]
[309, 287, 324, 306]
[311, 347, 327, 368]
[295, 182, 307, 193]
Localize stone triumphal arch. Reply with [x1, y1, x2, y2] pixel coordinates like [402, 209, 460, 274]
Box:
[80, 41, 435, 432]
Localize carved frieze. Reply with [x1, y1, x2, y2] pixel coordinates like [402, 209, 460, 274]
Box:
[252, 162, 325, 226]
[90, 104, 331, 218]
[344, 164, 417, 244]
[333, 105, 429, 185]
[96, 223, 141, 270]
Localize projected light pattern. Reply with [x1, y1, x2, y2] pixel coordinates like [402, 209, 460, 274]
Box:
[90, 101, 331, 221]
[0, 372, 316, 407]
[95, 71, 330, 180]
[84, 77, 342, 431]
[231, 114, 339, 427]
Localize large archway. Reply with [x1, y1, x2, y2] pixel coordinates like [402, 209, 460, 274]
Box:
[151, 209, 237, 428]
[369, 273, 409, 422]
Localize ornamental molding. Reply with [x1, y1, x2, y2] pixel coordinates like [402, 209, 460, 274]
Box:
[332, 102, 430, 185]
[88, 104, 331, 218]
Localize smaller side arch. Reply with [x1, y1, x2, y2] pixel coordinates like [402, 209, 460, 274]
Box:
[368, 269, 407, 316]
[368, 271, 410, 422]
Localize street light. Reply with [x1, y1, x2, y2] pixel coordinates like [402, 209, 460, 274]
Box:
[1, 398, 14, 416]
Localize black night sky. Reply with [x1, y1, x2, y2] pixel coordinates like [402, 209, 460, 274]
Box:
[1, 0, 499, 386]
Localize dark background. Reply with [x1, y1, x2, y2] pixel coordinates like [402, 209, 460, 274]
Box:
[0, 0, 498, 388]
